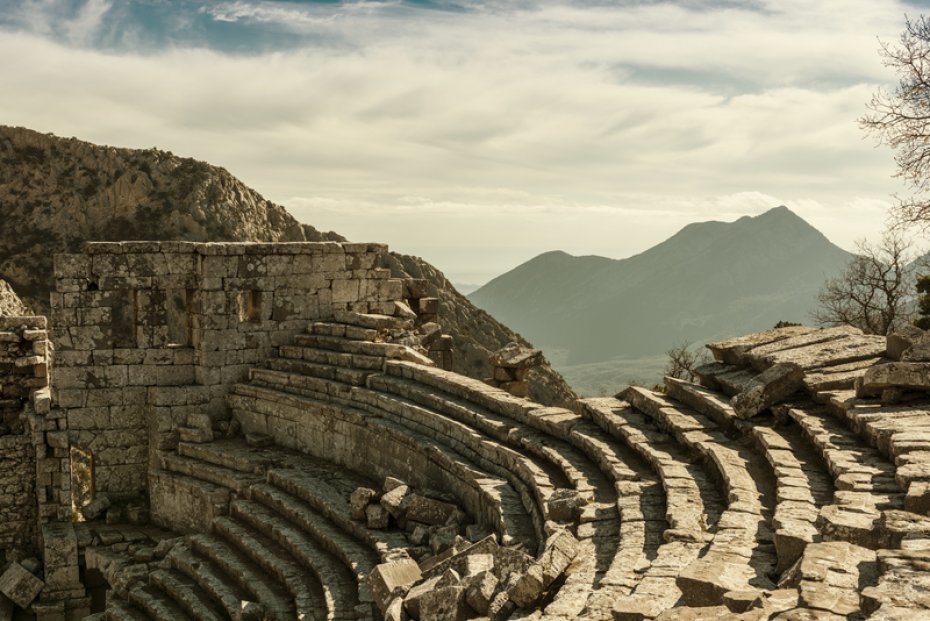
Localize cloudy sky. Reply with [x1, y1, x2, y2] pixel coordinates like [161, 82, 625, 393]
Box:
[1, 0, 927, 285]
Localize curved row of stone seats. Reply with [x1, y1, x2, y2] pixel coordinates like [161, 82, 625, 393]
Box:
[819, 389, 930, 514]
[622, 387, 778, 604]
[249, 318, 648, 617]
[665, 377, 836, 572]
[237, 313, 699, 617]
[149, 569, 227, 621]
[578, 397, 724, 619]
[166, 540, 273, 620]
[162, 438, 421, 612]
[228, 381, 537, 551]
[223, 498, 360, 618]
[373, 361, 671, 617]
[774, 402, 903, 549]
[361, 367, 645, 615]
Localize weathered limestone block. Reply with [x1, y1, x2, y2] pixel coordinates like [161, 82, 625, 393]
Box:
[381, 485, 411, 519]
[887, 326, 926, 360]
[351, 487, 378, 521]
[367, 504, 390, 530]
[546, 488, 587, 522]
[862, 362, 930, 392]
[507, 529, 579, 608]
[418, 586, 469, 621]
[0, 563, 44, 609]
[489, 343, 543, 369]
[80, 494, 110, 520]
[368, 559, 423, 615]
[465, 571, 498, 615]
[730, 362, 804, 419]
[404, 494, 459, 526]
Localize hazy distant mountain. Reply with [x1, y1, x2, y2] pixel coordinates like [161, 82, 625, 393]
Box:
[0, 126, 576, 406]
[470, 206, 853, 368]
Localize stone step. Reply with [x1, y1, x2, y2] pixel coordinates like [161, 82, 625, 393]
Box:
[267, 468, 414, 561]
[349, 384, 552, 536]
[161, 452, 263, 495]
[790, 541, 878, 619]
[149, 569, 227, 621]
[167, 543, 248, 620]
[189, 534, 296, 621]
[368, 373, 576, 489]
[250, 483, 379, 581]
[249, 366, 355, 400]
[332, 310, 411, 331]
[862, 546, 930, 618]
[213, 514, 325, 620]
[777, 403, 904, 549]
[231, 495, 365, 618]
[229, 382, 537, 549]
[103, 600, 150, 621]
[750, 423, 834, 573]
[264, 356, 374, 386]
[737, 326, 865, 371]
[579, 398, 723, 617]
[383, 360, 583, 442]
[278, 343, 385, 371]
[580, 398, 720, 545]
[665, 377, 740, 429]
[127, 584, 192, 621]
[621, 388, 778, 604]
[694, 363, 756, 397]
[803, 357, 886, 392]
[177, 440, 269, 475]
[293, 333, 406, 358]
[309, 321, 379, 341]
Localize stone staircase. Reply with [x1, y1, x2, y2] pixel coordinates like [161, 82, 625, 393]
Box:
[90, 320, 930, 620]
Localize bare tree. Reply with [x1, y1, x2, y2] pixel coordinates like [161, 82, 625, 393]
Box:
[813, 231, 916, 335]
[663, 341, 709, 383]
[862, 16, 930, 226]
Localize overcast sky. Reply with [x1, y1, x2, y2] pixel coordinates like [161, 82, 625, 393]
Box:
[1, 0, 926, 285]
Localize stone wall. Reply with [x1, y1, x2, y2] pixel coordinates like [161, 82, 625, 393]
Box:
[50, 241, 402, 512]
[0, 316, 52, 558]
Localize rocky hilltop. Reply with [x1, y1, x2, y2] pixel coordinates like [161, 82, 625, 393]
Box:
[0, 126, 340, 311]
[0, 126, 575, 406]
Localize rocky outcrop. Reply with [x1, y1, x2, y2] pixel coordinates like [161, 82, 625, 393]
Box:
[0, 125, 341, 312]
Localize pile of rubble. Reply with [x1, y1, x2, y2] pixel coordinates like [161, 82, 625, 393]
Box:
[368, 528, 578, 620]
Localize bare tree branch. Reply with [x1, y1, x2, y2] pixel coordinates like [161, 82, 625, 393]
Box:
[813, 231, 917, 335]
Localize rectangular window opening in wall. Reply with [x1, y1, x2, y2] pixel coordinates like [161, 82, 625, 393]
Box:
[70, 445, 94, 523]
[238, 290, 263, 322]
[167, 288, 193, 347]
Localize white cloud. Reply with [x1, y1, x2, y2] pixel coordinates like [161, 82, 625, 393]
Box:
[0, 0, 915, 282]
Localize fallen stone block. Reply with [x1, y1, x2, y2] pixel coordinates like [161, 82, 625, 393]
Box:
[507, 529, 579, 608]
[906, 481, 930, 515]
[546, 488, 587, 522]
[381, 485, 411, 519]
[0, 562, 44, 609]
[465, 571, 498, 615]
[80, 494, 111, 521]
[418, 585, 470, 621]
[367, 503, 390, 529]
[862, 362, 930, 392]
[369, 559, 423, 615]
[351, 487, 378, 521]
[731, 362, 805, 419]
[402, 576, 439, 619]
[404, 494, 458, 526]
[489, 342, 543, 369]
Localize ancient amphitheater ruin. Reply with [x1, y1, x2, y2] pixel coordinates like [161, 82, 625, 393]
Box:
[1, 240, 929, 620]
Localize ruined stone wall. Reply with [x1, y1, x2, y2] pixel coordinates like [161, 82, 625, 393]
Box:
[50, 241, 401, 512]
[0, 316, 52, 557]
